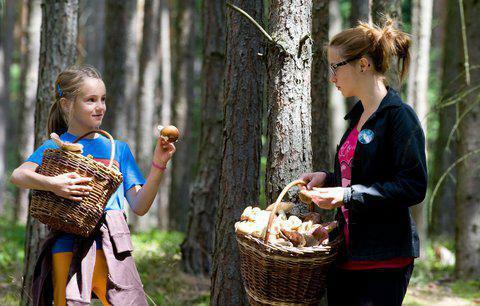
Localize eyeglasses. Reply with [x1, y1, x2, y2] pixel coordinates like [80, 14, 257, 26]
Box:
[329, 55, 362, 77]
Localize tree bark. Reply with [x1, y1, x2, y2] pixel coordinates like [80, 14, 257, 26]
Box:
[78, 0, 105, 74]
[455, 0, 480, 280]
[21, 1, 78, 304]
[103, 0, 139, 142]
[429, 0, 458, 240]
[131, 0, 162, 231]
[0, 0, 15, 213]
[265, 0, 313, 207]
[350, 0, 372, 26]
[406, 0, 432, 254]
[181, 0, 225, 275]
[157, 0, 173, 230]
[170, 0, 197, 232]
[14, 0, 41, 223]
[210, 0, 264, 304]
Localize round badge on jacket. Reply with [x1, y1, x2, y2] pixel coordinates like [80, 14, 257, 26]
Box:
[358, 129, 374, 144]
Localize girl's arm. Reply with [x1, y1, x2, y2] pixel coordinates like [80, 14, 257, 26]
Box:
[126, 138, 176, 216]
[11, 162, 93, 201]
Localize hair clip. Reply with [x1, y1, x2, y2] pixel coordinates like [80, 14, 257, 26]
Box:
[57, 84, 63, 97]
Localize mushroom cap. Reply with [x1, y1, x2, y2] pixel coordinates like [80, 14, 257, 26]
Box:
[160, 125, 180, 142]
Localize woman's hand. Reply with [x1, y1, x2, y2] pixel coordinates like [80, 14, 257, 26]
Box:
[152, 137, 176, 168]
[299, 172, 327, 190]
[46, 172, 93, 202]
[304, 187, 346, 210]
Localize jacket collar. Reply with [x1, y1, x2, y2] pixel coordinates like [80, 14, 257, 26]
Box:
[344, 87, 403, 121]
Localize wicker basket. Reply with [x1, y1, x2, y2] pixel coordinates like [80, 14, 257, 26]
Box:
[30, 130, 123, 237]
[236, 180, 343, 305]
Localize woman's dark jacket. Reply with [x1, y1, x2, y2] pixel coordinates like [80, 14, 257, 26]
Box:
[323, 88, 427, 261]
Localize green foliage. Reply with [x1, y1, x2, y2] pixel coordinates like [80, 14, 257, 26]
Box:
[451, 280, 480, 300]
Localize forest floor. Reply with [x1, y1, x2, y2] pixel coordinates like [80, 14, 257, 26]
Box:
[1, 217, 479, 306]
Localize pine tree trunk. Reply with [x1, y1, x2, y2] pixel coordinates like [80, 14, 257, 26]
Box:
[21, 2, 78, 304]
[131, 0, 162, 231]
[406, 0, 432, 254]
[78, 0, 105, 73]
[455, 0, 480, 280]
[329, 0, 347, 150]
[350, 0, 372, 26]
[265, 0, 313, 206]
[14, 0, 41, 223]
[103, 0, 139, 141]
[429, 0, 458, 240]
[157, 0, 173, 230]
[181, 0, 225, 275]
[170, 0, 196, 232]
[0, 0, 15, 213]
[210, 0, 264, 304]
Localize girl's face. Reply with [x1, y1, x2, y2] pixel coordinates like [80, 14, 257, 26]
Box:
[64, 77, 107, 131]
[327, 47, 359, 98]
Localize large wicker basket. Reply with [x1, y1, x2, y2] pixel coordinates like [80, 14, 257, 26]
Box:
[30, 130, 123, 237]
[236, 180, 343, 305]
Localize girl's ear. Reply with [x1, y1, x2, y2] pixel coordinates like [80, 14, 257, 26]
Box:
[59, 97, 72, 119]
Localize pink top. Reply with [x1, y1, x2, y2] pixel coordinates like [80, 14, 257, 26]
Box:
[337, 125, 413, 270]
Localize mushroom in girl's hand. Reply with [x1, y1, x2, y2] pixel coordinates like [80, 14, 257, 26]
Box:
[156, 125, 180, 143]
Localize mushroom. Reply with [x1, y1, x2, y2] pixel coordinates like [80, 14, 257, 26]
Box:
[157, 125, 180, 143]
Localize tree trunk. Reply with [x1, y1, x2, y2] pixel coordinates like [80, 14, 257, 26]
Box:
[371, 0, 401, 25]
[21, 1, 78, 304]
[428, 0, 458, 240]
[131, 0, 162, 231]
[170, 0, 196, 232]
[78, 0, 105, 74]
[181, 0, 225, 275]
[350, 0, 372, 26]
[329, 0, 347, 150]
[14, 0, 41, 223]
[103, 0, 139, 142]
[406, 0, 432, 254]
[0, 0, 15, 213]
[371, 0, 402, 90]
[157, 0, 173, 230]
[265, 0, 313, 206]
[210, 0, 264, 304]
[455, 0, 480, 280]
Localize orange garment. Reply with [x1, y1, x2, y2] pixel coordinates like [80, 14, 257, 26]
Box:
[52, 250, 109, 305]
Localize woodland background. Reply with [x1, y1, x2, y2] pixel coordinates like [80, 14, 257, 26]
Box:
[0, 0, 479, 305]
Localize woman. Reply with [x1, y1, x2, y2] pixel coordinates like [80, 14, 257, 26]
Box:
[299, 20, 427, 306]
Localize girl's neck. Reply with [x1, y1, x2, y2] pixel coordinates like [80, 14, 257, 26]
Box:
[67, 125, 98, 139]
[356, 78, 388, 114]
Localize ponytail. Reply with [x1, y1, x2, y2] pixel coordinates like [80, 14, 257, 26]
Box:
[47, 100, 68, 136]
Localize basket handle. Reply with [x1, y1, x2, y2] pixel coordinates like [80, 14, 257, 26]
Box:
[262, 179, 307, 244]
[73, 130, 116, 168]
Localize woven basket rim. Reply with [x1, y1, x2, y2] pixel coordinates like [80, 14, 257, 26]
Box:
[43, 148, 122, 176]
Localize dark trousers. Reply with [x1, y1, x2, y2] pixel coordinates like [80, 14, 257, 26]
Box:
[327, 263, 414, 306]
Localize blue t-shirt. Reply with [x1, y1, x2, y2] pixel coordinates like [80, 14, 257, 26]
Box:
[27, 132, 145, 252]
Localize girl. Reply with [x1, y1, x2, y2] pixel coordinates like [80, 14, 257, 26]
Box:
[11, 65, 175, 305]
[299, 20, 427, 305]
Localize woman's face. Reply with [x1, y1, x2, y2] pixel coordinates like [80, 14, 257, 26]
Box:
[327, 47, 359, 98]
[65, 77, 107, 130]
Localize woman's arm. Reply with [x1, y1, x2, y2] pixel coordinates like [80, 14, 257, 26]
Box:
[11, 162, 93, 201]
[125, 138, 175, 216]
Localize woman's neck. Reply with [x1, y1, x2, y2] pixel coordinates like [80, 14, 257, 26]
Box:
[356, 78, 388, 114]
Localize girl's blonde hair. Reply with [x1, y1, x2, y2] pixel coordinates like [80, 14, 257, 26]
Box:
[47, 65, 102, 135]
[329, 19, 411, 84]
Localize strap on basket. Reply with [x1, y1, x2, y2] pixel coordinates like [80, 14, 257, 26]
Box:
[263, 179, 307, 244]
[73, 130, 116, 168]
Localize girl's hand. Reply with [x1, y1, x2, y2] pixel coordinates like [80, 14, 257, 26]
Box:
[299, 172, 327, 190]
[152, 137, 176, 168]
[304, 187, 345, 210]
[46, 172, 93, 202]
